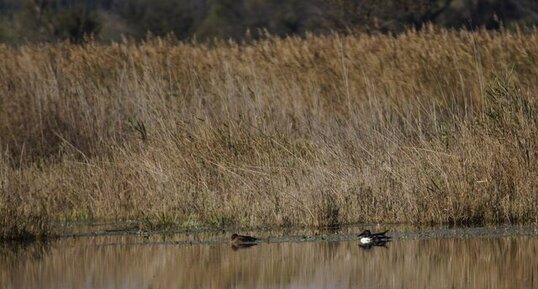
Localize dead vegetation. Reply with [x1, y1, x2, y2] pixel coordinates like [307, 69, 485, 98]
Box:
[1, 27, 537, 240]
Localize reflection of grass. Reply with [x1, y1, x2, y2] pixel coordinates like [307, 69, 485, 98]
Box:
[1, 28, 538, 240]
[2, 236, 537, 289]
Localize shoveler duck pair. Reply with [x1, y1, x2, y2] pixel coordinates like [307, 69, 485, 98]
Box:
[230, 230, 391, 250]
[358, 230, 391, 249]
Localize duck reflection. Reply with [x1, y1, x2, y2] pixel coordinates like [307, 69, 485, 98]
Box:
[231, 243, 258, 251]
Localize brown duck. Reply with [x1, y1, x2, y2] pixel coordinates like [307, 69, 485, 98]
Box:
[230, 233, 258, 247]
[231, 233, 258, 243]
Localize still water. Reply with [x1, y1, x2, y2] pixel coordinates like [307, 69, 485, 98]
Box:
[1, 226, 537, 289]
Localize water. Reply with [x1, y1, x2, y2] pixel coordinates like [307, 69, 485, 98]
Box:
[1, 226, 537, 289]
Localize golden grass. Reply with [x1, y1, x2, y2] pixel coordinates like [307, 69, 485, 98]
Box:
[1, 27, 538, 240]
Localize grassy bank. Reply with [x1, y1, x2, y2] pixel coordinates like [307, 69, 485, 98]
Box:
[1, 28, 537, 240]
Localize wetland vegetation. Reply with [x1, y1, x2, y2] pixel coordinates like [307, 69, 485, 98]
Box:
[1, 28, 538, 241]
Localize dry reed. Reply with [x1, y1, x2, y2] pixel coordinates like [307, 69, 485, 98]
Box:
[1, 27, 537, 240]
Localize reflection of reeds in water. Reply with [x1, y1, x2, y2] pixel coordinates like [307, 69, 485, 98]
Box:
[1, 237, 537, 289]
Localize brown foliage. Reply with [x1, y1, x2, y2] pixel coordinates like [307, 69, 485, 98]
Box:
[1, 28, 537, 239]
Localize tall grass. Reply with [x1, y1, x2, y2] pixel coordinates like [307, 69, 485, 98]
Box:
[1, 27, 537, 240]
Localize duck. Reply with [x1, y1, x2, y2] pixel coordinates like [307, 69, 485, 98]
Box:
[358, 230, 391, 248]
[231, 233, 258, 245]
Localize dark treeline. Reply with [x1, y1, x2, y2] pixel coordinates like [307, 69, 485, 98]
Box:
[0, 0, 537, 43]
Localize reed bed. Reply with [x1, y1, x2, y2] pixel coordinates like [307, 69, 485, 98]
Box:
[1, 27, 537, 240]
